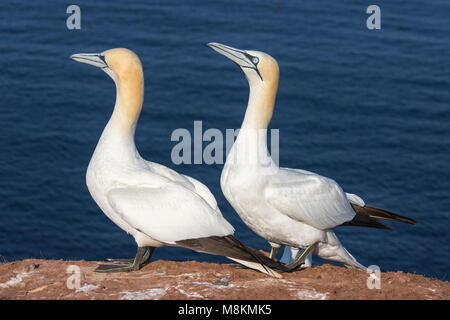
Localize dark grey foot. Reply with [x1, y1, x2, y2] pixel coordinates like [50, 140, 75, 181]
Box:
[105, 258, 134, 264]
[94, 262, 137, 273]
[94, 247, 155, 273]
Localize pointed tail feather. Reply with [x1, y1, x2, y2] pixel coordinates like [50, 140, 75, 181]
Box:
[360, 205, 417, 224]
[342, 209, 392, 230]
[343, 204, 417, 229]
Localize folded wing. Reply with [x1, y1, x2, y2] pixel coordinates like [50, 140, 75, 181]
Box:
[107, 184, 234, 244]
[146, 161, 218, 210]
[265, 170, 355, 230]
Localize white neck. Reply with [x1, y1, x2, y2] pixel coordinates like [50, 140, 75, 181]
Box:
[94, 78, 143, 162]
[227, 81, 277, 169]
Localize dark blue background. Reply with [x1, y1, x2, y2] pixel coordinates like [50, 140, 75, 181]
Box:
[0, 1, 449, 279]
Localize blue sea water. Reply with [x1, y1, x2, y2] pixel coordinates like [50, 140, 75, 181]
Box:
[0, 1, 449, 280]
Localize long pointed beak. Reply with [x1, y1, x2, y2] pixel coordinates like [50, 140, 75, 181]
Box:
[207, 42, 254, 69]
[70, 53, 108, 68]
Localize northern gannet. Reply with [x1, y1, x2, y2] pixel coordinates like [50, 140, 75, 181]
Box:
[70, 48, 286, 277]
[208, 43, 417, 270]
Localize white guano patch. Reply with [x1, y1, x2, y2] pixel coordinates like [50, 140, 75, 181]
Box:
[75, 284, 99, 294]
[121, 288, 167, 300]
[0, 271, 34, 288]
[296, 289, 328, 300]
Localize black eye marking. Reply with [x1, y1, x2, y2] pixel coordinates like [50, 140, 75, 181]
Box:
[98, 54, 109, 69]
[99, 54, 107, 65]
[242, 52, 263, 81]
[242, 52, 264, 81]
[244, 52, 259, 67]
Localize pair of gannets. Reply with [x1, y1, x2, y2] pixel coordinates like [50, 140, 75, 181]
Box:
[70, 44, 416, 277]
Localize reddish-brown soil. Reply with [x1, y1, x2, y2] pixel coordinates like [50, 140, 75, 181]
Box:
[0, 259, 448, 300]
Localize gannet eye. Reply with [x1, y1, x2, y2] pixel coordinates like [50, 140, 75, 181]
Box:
[252, 57, 259, 64]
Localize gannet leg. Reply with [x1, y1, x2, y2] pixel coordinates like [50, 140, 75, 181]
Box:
[286, 243, 316, 271]
[268, 242, 281, 259]
[140, 247, 153, 266]
[269, 246, 280, 259]
[281, 247, 313, 267]
[104, 247, 152, 265]
[94, 247, 155, 273]
[304, 253, 313, 267]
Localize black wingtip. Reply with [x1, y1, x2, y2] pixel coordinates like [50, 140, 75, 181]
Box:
[364, 205, 418, 225]
[228, 236, 290, 273]
[175, 235, 289, 274]
[341, 212, 393, 230]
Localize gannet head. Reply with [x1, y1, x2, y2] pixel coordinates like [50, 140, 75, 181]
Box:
[208, 42, 279, 87]
[70, 48, 143, 84]
[70, 48, 144, 129]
